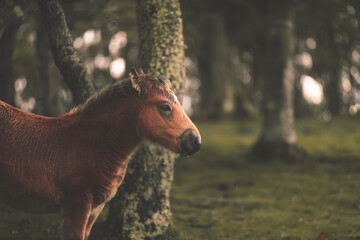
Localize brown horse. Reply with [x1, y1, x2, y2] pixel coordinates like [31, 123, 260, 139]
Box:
[0, 68, 201, 240]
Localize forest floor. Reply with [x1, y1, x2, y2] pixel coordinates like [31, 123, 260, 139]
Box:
[1, 117, 360, 240]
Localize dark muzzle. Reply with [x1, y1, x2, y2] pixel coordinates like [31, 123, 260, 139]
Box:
[179, 129, 201, 157]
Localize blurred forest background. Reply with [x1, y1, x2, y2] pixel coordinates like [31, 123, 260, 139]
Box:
[1, 0, 360, 239]
[2, 0, 360, 121]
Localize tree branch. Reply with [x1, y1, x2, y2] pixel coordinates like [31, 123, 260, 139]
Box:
[38, 0, 95, 105]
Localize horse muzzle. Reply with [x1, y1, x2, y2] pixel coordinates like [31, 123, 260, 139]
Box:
[179, 129, 201, 157]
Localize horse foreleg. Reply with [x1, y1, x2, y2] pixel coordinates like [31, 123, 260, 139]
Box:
[60, 192, 92, 240]
[85, 203, 105, 239]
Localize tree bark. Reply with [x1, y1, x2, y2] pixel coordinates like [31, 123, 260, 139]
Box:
[105, 0, 185, 239]
[251, 1, 303, 161]
[0, 23, 18, 106]
[38, 0, 95, 105]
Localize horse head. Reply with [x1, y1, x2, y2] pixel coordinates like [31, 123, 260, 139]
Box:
[130, 68, 201, 157]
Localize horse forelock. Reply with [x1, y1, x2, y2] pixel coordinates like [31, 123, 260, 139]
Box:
[136, 73, 176, 102]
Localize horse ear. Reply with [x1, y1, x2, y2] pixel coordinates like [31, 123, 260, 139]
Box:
[129, 67, 141, 93]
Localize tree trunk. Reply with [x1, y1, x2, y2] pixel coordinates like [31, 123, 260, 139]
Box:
[314, 25, 342, 116]
[38, 0, 95, 105]
[322, 41, 342, 117]
[105, 0, 185, 239]
[198, 12, 229, 120]
[323, 69, 341, 116]
[34, 13, 51, 116]
[233, 49, 258, 119]
[252, 1, 303, 161]
[0, 23, 18, 106]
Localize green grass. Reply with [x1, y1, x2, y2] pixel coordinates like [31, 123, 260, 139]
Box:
[297, 118, 360, 158]
[1, 117, 360, 239]
[167, 118, 360, 240]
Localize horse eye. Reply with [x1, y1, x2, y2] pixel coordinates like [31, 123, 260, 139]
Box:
[159, 104, 172, 113]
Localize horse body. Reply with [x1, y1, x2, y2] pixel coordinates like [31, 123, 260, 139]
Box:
[0, 103, 62, 212]
[0, 69, 201, 240]
[0, 97, 139, 214]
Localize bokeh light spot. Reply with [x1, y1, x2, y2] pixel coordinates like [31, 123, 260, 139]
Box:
[300, 75, 323, 105]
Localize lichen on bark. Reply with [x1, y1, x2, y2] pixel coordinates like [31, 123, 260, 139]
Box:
[106, 0, 185, 239]
[38, 0, 95, 105]
[135, 0, 185, 98]
[106, 144, 175, 240]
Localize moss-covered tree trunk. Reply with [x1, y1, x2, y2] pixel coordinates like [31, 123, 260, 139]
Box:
[105, 0, 185, 239]
[38, 0, 95, 105]
[252, 1, 303, 161]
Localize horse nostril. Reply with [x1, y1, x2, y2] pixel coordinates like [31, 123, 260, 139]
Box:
[193, 135, 201, 151]
[179, 130, 201, 157]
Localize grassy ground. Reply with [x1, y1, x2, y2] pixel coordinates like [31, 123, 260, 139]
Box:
[166, 118, 360, 240]
[1, 118, 360, 239]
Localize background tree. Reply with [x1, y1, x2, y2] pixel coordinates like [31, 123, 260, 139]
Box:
[0, 0, 29, 105]
[251, 0, 302, 160]
[294, 0, 360, 117]
[0, 23, 18, 106]
[34, 14, 52, 115]
[196, 5, 231, 120]
[105, 0, 186, 239]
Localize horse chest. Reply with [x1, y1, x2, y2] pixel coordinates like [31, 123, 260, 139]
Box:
[107, 173, 126, 200]
[106, 183, 120, 202]
[93, 170, 126, 207]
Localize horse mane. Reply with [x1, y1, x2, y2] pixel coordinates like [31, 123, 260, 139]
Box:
[73, 79, 133, 115]
[74, 73, 172, 115]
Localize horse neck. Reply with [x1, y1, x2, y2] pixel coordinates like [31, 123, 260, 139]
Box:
[66, 96, 141, 160]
